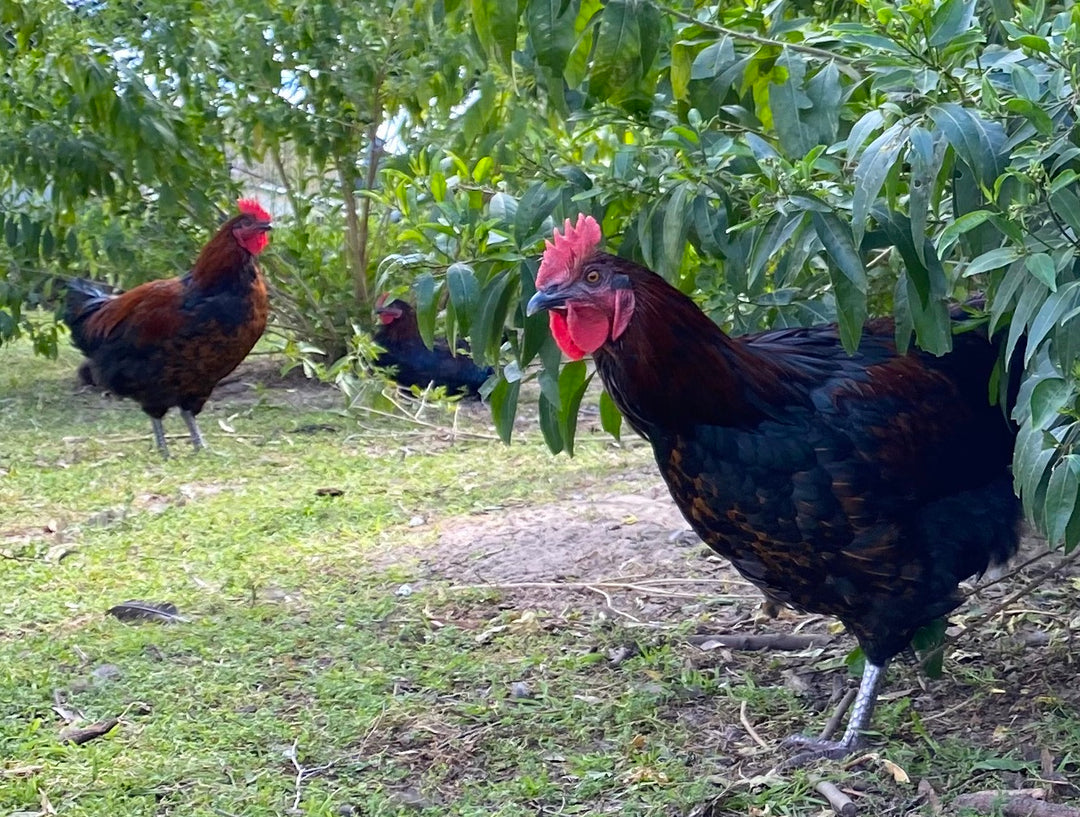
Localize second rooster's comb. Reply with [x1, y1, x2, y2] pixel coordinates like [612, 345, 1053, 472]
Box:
[237, 198, 272, 222]
[537, 214, 602, 288]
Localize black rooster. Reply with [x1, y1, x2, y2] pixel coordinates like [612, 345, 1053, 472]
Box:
[527, 214, 1021, 763]
[373, 296, 492, 398]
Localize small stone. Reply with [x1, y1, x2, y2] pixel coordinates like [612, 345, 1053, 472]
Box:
[510, 681, 532, 699]
[91, 664, 122, 684]
[407, 515, 425, 527]
[395, 584, 413, 597]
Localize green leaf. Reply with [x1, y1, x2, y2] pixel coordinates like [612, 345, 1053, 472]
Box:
[907, 126, 943, 264]
[690, 37, 735, 80]
[515, 182, 562, 247]
[470, 0, 522, 68]
[488, 376, 521, 444]
[413, 272, 437, 349]
[813, 211, 867, 352]
[538, 392, 564, 454]
[963, 247, 1022, 277]
[1030, 377, 1073, 430]
[936, 209, 992, 256]
[928, 0, 976, 47]
[1025, 281, 1080, 365]
[661, 185, 690, 278]
[636, 0, 662, 78]
[846, 109, 885, 161]
[1025, 253, 1057, 292]
[910, 618, 947, 678]
[589, 0, 641, 101]
[1014, 422, 1055, 522]
[472, 270, 513, 368]
[1045, 455, 1080, 546]
[1014, 34, 1051, 55]
[872, 207, 950, 354]
[557, 359, 592, 456]
[1049, 188, 1080, 236]
[928, 103, 1007, 189]
[802, 62, 841, 149]
[525, 0, 579, 75]
[1007, 277, 1050, 367]
[446, 262, 480, 337]
[852, 122, 909, 247]
[671, 41, 692, 101]
[769, 52, 813, 157]
[599, 389, 622, 441]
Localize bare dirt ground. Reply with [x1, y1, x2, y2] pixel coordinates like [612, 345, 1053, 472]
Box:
[376, 459, 1080, 802]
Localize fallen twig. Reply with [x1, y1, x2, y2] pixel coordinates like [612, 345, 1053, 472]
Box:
[952, 790, 1080, 817]
[739, 700, 770, 750]
[962, 548, 1058, 600]
[819, 687, 858, 741]
[815, 779, 856, 817]
[59, 717, 119, 745]
[351, 405, 498, 440]
[445, 578, 744, 601]
[688, 633, 832, 651]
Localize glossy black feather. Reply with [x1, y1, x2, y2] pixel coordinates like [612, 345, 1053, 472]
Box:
[373, 299, 492, 397]
[591, 256, 1021, 665]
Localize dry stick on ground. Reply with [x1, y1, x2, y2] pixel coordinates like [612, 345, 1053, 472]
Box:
[818, 688, 859, 741]
[963, 547, 1058, 600]
[814, 779, 857, 817]
[686, 633, 833, 651]
[286, 711, 387, 811]
[739, 700, 770, 750]
[350, 403, 498, 441]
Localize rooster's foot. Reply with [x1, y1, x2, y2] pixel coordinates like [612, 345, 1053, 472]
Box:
[778, 734, 860, 768]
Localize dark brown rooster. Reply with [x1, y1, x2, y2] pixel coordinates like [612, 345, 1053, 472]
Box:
[527, 214, 1021, 763]
[64, 199, 271, 457]
[373, 295, 492, 397]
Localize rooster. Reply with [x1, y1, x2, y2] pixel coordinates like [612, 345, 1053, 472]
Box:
[373, 295, 492, 397]
[64, 199, 272, 457]
[527, 214, 1021, 763]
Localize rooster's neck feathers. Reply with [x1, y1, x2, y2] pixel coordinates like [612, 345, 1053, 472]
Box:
[596, 266, 816, 433]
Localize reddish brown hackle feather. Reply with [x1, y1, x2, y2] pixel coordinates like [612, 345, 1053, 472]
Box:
[84, 279, 184, 344]
[537, 214, 602, 288]
[237, 198, 271, 222]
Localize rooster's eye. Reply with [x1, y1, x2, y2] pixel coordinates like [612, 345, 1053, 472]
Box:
[584, 269, 601, 285]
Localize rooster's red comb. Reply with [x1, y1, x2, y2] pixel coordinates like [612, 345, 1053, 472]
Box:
[237, 198, 271, 222]
[537, 214, 602, 288]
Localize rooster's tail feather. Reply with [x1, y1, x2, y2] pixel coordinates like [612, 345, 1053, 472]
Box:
[64, 278, 114, 353]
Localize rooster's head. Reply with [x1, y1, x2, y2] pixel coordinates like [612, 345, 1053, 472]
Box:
[231, 199, 273, 255]
[375, 293, 409, 325]
[526, 214, 635, 360]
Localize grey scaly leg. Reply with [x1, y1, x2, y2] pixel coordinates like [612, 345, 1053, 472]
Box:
[780, 661, 886, 767]
[151, 417, 170, 458]
[180, 409, 206, 451]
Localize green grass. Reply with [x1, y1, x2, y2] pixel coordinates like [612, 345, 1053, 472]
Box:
[2, 338, 1079, 816]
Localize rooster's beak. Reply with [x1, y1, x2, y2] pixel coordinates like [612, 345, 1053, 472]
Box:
[526, 288, 569, 316]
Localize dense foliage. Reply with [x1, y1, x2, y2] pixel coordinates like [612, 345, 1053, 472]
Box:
[3, 0, 1080, 548]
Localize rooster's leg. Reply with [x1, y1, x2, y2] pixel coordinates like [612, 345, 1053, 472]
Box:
[779, 661, 886, 767]
[150, 417, 170, 459]
[180, 409, 206, 451]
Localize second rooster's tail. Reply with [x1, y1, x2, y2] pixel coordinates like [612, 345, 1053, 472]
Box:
[64, 278, 115, 354]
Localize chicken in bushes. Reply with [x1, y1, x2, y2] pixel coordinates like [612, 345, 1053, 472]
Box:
[527, 213, 1021, 764]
